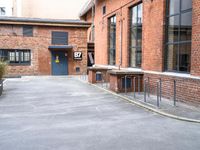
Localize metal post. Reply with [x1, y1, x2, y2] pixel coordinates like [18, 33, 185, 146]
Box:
[157, 81, 160, 108]
[160, 78, 162, 102]
[144, 79, 147, 102]
[134, 77, 136, 98]
[148, 77, 150, 97]
[174, 80, 177, 106]
[125, 76, 127, 94]
[138, 76, 140, 94]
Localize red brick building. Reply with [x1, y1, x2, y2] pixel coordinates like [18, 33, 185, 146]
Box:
[0, 17, 90, 76]
[79, 0, 95, 67]
[81, 0, 200, 105]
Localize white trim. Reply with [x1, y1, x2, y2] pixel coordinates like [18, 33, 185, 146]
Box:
[93, 64, 200, 80]
[144, 70, 200, 80]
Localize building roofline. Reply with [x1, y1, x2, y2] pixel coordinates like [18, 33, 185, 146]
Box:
[79, 0, 95, 18]
[0, 17, 91, 28]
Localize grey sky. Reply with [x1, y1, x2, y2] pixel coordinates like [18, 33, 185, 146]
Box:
[22, 0, 90, 19]
[57, 0, 89, 19]
[49, 0, 88, 19]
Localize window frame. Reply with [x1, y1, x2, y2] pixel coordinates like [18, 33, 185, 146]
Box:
[108, 15, 116, 66]
[129, 3, 143, 68]
[0, 49, 31, 66]
[165, 0, 192, 73]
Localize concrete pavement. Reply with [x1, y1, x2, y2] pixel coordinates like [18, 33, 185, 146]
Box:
[0, 76, 200, 150]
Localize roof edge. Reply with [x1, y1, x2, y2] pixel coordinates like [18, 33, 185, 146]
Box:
[79, 0, 95, 18]
[0, 17, 91, 27]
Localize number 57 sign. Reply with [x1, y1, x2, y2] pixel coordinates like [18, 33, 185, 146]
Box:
[73, 51, 82, 60]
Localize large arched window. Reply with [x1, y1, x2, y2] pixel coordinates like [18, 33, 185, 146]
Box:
[165, 0, 192, 73]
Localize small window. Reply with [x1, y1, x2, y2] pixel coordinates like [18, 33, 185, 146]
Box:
[0, 49, 31, 65]
[23, 26, 33, 37]
[122, 77, 132, 89]
[103, 6, 106, 15]
[76, 67, 80, 73]
[0, 7, 6, 16]
[0, 50, 8, 61]
[52, 31, 68, 45]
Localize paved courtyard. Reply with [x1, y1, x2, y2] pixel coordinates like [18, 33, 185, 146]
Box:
[0, 76, 200, 150]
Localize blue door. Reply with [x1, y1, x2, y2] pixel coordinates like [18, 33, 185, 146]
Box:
[51, 51, 68, 75]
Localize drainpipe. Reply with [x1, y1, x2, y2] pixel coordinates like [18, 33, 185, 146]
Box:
[91, 1, 95, 42]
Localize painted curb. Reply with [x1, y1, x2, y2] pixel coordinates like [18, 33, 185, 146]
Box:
[78, 79, 200, 124]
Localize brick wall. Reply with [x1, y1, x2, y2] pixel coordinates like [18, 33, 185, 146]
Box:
[94, 0, 165, 69]
[94, 0, 200, 76]
[191, 0, 200, 76]
[81, 9, 94, 43]
[0, 24, 88, 76]
[144, 73, 200, 106]
[142, 0, 165, 72]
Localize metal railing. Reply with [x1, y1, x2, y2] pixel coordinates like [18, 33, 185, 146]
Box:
[119, 76, 180, 108]
[143, 78, 177, 107]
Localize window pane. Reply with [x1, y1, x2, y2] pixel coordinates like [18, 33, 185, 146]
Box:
[109, 48, 115, 65]
[136, 48, 142, 67]
[179, 43, 191, 72]
[24, 51, 30, 62]
[181, 0, 192, 11]
[169, 0, 180, 15]
[130, 27, 137, 47]
[130, 48, 136, 67]
[23, 26, 33, 37]
[131, 6, 137, 25]
[168, 15, 179, 42]
[9, 52, 15, 62]
[137, 26, 142, 47]
[180, 11, 192, 41]
[21, 52, 24, 62]
[138, 3, 143, 24]
[15, 51, 19, 62]
[0, 50, 8, 61]
[166, 44, 178, 71]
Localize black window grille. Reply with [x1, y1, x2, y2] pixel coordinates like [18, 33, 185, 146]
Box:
[129, 3, 143, 68]
[0, 49, 31, 65]
[52, 31, 68, 45]
[165, 0, 192, 73]
[108, 16, 116, 66]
